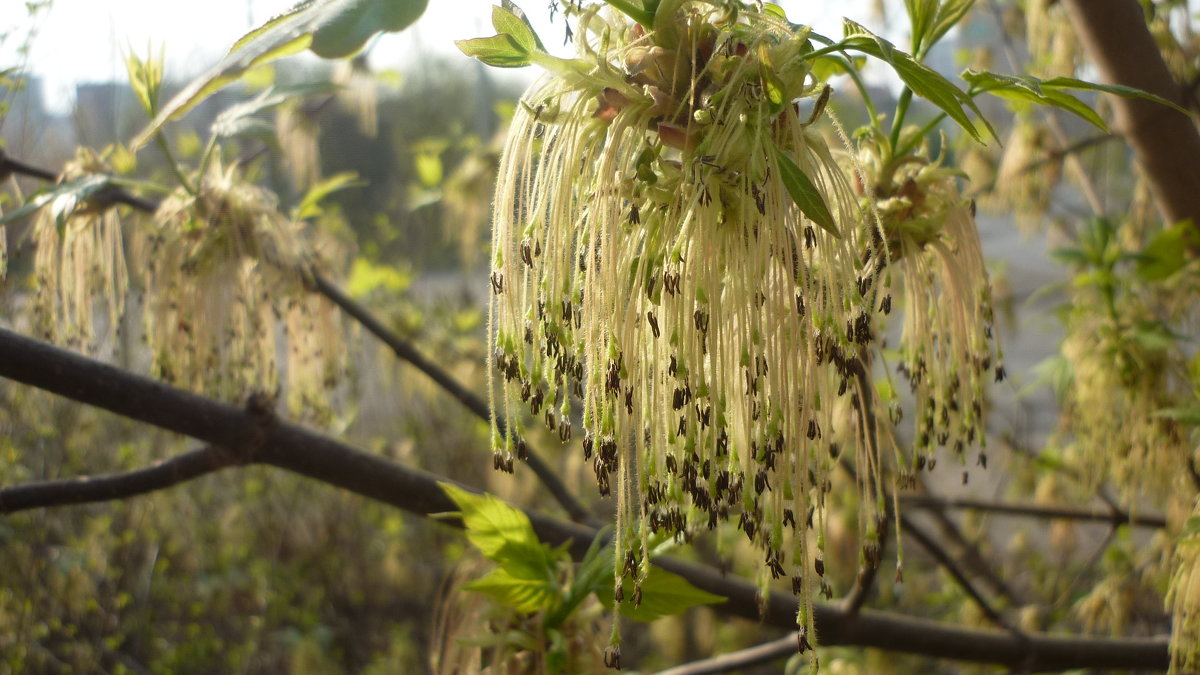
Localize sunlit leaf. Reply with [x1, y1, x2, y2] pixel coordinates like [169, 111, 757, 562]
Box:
[597, 566, 725, 622]
[294, 171, 364, 220]
[462, 565, 559, 613]
[211, 83, 337, 140]
[133, 0, 427, 148]
[843, 19, 990, 142]
[0, 175, 113, 229]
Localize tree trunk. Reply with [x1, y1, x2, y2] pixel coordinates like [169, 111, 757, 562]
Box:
[1063, 0, 1200, 233]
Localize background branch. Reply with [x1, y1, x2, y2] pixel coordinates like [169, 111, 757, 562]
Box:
[901, 494, 1167, 529]
[0, 445, 236, 513]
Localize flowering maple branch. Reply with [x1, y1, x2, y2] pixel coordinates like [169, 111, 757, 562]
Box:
[0, 328, 1171, 671]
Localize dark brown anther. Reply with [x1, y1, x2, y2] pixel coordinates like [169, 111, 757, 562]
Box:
[489, 270, 504, 295]
[669, 354, 678, 376]
[604, 645, 621, 669]
[804, 226, 816, 249]
[632, 584, 643, 607]
[583, 434, 594, 460]
[521, 239, 534, 267]
[520, 381, 532, 402]
[716, 429, 729, 455]
[821, 581, 833, 599]
[559, 418, 571, 442]
[962, 471, 969, 485]
[752, 183, 766, 214]
[978, 452, 987, 469]
[515, 438, 529, 461]
[927, 457, 937, 471]
[807, 419, 820, 440]
[545, 408, 556, 431]
[630, 204, 640, 224]
[797, 627, 812, 653]
[881, 294, 892, 314]
[838, 378, 848, 396]
[783, 508, 796, 528]
[647, 310, 660, 338]
[561, 298, 572, 323]
[677, 416, 687, 436]
[995, 364, 1007, 382]
[768, 553, 786, 579]
[815, 557, 825, 577]
[624, 386, 634, 414]
[792, 576, 803, 594]
[693, 310, 709, 333]
[665, 453, 678, 474]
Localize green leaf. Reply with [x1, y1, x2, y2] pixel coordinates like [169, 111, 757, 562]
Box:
[211, 83, 338, 141]
[544, 528, 611, 630]
[440, 483, 553, 568]
[772, 145, 840, 238]
[843, 19, 990, 142]
[462, 564, 559, 613]
[132, 0, 427, 147]
[492, 4, 541, 53]
[1136, 221, 1200, 281]
[1181, 515, 1200, 538]
[309, 0, 429, 58]
[0, 175, 114, 229]
[598, 566, 724, 622]
[962, 70, 1108, 131]
[1040, 76, 1191, 117]
[124, 48, 165, 117]
[905, 0, 974, 57]
[345, 258, 412, 297]
[455, 33, 532, 68]
[294, 171, 364, 220]
[1154, 407, 1200, 427]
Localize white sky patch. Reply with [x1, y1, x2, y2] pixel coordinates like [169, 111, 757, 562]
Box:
[1, 0, 878, 114]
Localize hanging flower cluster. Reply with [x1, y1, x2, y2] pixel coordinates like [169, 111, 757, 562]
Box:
[480, 0, 1001, 657]
[142, 158, 342, 412]
[487, 2, 889, 649]
[853, 127, 1002, 473]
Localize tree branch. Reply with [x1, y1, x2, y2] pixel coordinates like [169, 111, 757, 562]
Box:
[901, 494, 1167, 529]
[0, 328, 1169, 671]
[1062, 0, 1200, 233]
[0, 445, 236, 513]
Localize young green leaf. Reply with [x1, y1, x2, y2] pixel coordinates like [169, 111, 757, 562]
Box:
[963, 70, 1191, 134]
[492, 4, 541, 53]
[294, 171, 364, 220]
[544, 528, 611, 630]
[843, 19, 991, 142]
[455, 33, 532, 68]
[440, 483, 547, 563]
[210, 83, 338, 141]
[597, 566, 725, 622]
[772, 145, 840, 238]
[132, 0, 428, 148]
[1136, 221, 1200, 281]
[462, 566, 559, 613]
[905, 0, 974, 57]
[0, 175, 114, 229]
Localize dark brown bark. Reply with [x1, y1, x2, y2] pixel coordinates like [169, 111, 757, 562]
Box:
[0, 328, 1170, 671]
[1063, 0, 1200, 231]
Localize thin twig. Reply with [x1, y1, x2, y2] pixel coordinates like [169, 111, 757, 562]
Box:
[902, 513, 1023, 638]
[0, 445, 236, 513]
[653, 633, 795, 675]
[1, 154, 595, 527]
[900, 494, 1167, 528]
[0, 327, 1171, 671]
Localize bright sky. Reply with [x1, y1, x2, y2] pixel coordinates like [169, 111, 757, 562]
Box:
[0, 0, 874, 114]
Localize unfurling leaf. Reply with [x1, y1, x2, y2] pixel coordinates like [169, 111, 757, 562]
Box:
[597, 566, 725, 622]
